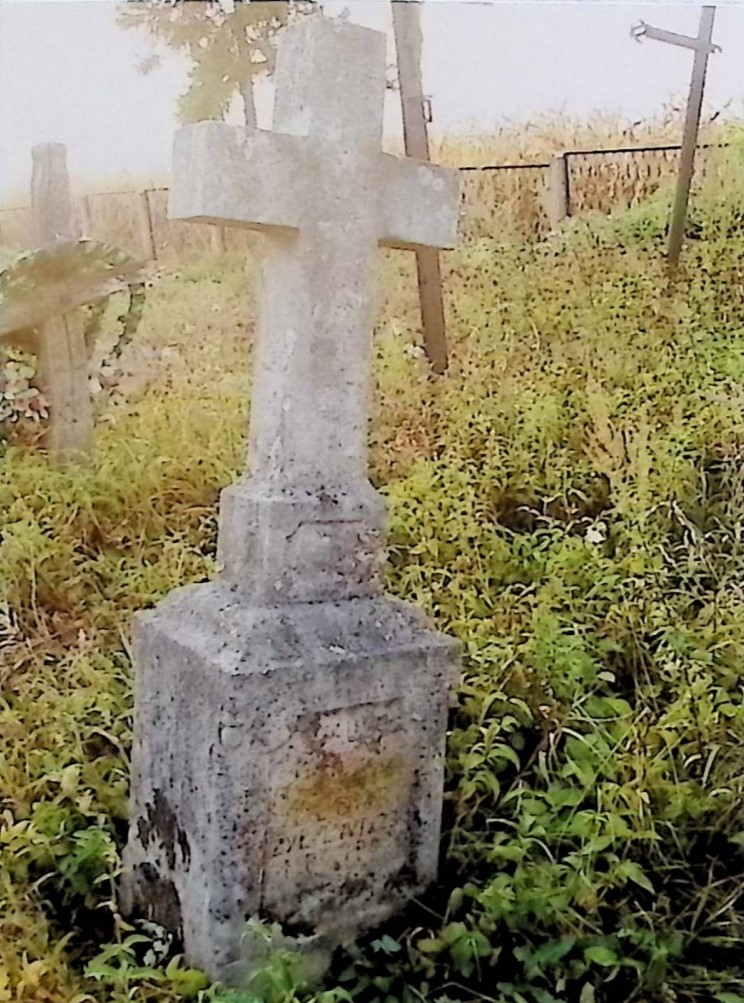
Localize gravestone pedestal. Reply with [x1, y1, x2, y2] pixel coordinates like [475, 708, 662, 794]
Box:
[123, 585, 457, 981]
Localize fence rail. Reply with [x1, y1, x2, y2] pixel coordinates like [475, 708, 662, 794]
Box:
[0, 141, 739, 257]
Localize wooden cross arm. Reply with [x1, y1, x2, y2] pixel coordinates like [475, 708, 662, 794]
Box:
[633, 21, 720, 53]
[0, 274, 128, 343]
[169, 121, 304, 231]
[378, 155, 460, 251]
[0, 241, 145, 340]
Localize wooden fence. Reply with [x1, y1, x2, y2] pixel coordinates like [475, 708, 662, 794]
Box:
[0, 141, 739, 257]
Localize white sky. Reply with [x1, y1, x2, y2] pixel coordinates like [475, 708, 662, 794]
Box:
[2, 0, 744, 202]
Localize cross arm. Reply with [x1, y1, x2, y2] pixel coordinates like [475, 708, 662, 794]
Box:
[378, 155, 460, 251]
[632, 21, 720, 53]
[169, 121, 305, 232]
[0, 241, 144, 340]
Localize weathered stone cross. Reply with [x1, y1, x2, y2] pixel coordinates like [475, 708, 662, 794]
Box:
[124, 15, 461, 986]
[169, 13, 459, 602]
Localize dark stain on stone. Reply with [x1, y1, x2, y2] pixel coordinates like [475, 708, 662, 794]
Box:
[178, 827, 191, 867]
[137, 789, 189, 872]
[338, 876, 372, 901]
[387, 862, 416, 892]
[266, 912, 317, 939]
[137, 863, 183, 934]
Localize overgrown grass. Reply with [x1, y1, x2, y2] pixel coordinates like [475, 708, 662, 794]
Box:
[4, 154, 744, 1003]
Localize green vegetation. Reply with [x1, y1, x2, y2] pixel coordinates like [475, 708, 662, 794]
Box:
[4, 153, 744, 1003]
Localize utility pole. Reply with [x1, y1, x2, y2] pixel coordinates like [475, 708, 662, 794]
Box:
[392, 0, 449, 374]
[632, 6, 720, 268]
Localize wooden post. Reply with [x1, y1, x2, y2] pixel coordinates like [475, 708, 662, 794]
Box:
[668, 6, 716, 268]
[547, 153, 570, 227]
[78, 194, 93, 238]
[392, 0, 449, 375]
[31, 143, 93, 463]
[211, 226, 228, 254]
[31, 143, 76, 246]
[138, 189, 157, 260]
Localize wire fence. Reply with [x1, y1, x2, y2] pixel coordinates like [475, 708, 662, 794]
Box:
[459, 141, 736, 238]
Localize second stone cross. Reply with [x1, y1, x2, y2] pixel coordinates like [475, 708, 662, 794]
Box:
[123, 14, 461, 985]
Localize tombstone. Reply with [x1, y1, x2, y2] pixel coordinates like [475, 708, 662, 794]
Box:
[0, 144, 144, 463]
[122, 15, 461, 984]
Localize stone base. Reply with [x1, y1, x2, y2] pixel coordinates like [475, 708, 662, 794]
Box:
[217, 480, 387, 603]
[121, 583, 459, 985]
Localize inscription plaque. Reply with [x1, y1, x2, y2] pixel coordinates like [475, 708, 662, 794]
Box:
[262, 701, 414, 920]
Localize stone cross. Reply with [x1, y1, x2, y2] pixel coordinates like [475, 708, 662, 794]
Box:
[168, 16, 459, 603]
[0, 144, 144, 463]
[123, 15, 461, 986]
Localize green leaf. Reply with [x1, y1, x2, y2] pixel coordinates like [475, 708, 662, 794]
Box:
[417, 938, 445, 955]
[374, 935, 402, 955]
[446, 886, 465, 915]
[441, 922, 468, 946]
[584, 945, 619, 967]
[494, 743, 522, 768]
[523, 936, 576, 975]
[617, 860, 654, 894]
[497, 984, 530, 1003]
[164, 957, 210, 997]
[579, 985, 596, 1003]
[530, 989, 561, 1003]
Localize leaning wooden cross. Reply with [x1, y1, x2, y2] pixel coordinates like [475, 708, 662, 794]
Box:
[632, 6, 720, 268]
[0, 144, 143, 463]
[123, 15, 461, 985]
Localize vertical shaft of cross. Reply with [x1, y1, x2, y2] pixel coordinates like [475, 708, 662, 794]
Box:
[32, 143, 77, 247]
[244, 21, 387, 496]
[668, 6, 716, 268]
[37, 312, 92, 454]
[249, 208, 378, 494]
[31, 144, 93, 462]
[215, 19, 392, 599]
